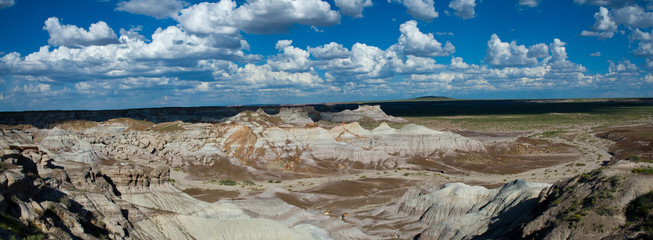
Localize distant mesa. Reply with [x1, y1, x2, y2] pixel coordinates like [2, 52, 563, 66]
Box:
[413, 96, 451, 100]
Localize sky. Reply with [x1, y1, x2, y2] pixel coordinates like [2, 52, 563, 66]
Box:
[0, 0, 652, 111]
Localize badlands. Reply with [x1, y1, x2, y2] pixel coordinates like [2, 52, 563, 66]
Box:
[0, 98, 653, 239]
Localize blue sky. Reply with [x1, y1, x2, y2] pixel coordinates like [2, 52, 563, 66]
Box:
[0, 0, 652, 111]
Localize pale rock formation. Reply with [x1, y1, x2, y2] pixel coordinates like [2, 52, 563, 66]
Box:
[321, 105, 407, 123]
[370, 180, 550, 239]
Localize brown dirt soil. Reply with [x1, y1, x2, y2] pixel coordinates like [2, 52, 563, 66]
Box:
[182, 188, 240, 202]
[276, 178, 413, 213]
[306, 177, 412, 197]
[183, 157, 307, 181]
[419, 137, 579, 175]
[596, 124, 653, 162]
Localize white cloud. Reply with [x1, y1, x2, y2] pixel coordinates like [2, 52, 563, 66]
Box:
[22, 83, 51, 93]
[132, 26, 249, 60]
[599, 59, 644, 86]
[550, 38, 568, 62]
[646, 73, 653, 83]
[116, 0, 187, 19]
[485, 34, 539, 67]
[580, 7, 617, 39]
[75, 81, 92, 92]
[590, 51, 601, 56]
[118, 76, 171, 90]
[43, 17, 119, 47]
[630, 29, 653, 59]
[450, 56, 469, 69]
[609, 59, 639, 73]
[308, 42, 350, 59]
[0, 24, 256, 84]
[267, 40, 312, 72]
[646, 58, 653, 71]
[518, 0, 541, 7]
[0, 0, 14, 9]
[612, 5, 653, 28]
[527, 43, 549, 59]
[449, 0, 476, 19]
[393, 55, 445, 74]
[395, 20, 455, 57]
[348, 43, 393, 79]
[119, 26, 146, 42]
[631, 28, 653, 41]
[334, 0, 373, 18]
[234, 64, 323, 87]
[391, 0, 439, 21]
[175, 0, 340, 35]
[574, 0, 640, 8]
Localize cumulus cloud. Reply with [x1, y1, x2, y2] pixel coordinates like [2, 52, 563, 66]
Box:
[0, 21, 256, 88]
[485, 34, 539, 67]
[175, 0, 340, 34]
[518, 0, 541, 7]
[43, 17, 119, 47]
[116, 0, 188, 19]
[267, 40, 312, 72]
[449, 0, 476, 19]
[612, 5, 653, 28]
[334, 0, 373, 18]
[550, 38, 568, 62]
[450, 56, 469, 69]
[580, 7, 617, 39]
[582, 5, 653, 39]
[0, 0, 15, 9]
[391, 0, 439, 21]
[527, 43, 549, 59]
[395, 20, 455, 57]
[630, 29, 653, 66]
[308, 42, 350, 59]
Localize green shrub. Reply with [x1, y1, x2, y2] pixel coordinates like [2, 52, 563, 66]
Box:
[242, 180, 255, 186]
[274, 180, 281, 183]
[632, 167, 653, 175]
[24, 234, 45, 240]
[218, 180, 237, 186]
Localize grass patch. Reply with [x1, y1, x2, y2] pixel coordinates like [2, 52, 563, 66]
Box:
[218, 180, 237, 186]
[632, 167, 653, 175]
